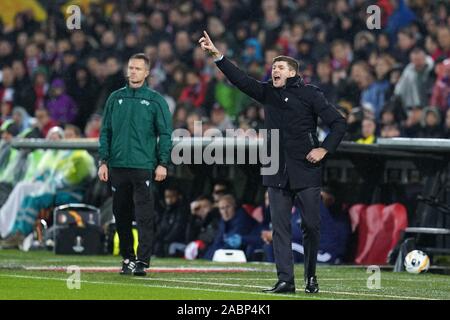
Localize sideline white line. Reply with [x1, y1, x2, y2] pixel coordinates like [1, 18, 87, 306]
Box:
[0, 273, 441, 300]
[137, 277, 439, 300]
[0, 274, 307, 300]
[159, 277, 450, 283]
[24, 266, 260, 272]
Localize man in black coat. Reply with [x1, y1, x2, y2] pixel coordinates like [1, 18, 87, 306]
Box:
[153, 187, 188, 257]
[199, 31, 346, 294]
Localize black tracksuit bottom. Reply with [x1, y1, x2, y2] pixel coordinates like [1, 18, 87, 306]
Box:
[110, 167, 155, 266]
[268, 186, 321, 284]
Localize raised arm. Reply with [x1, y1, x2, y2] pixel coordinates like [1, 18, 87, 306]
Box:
[199, 31, 265, 103]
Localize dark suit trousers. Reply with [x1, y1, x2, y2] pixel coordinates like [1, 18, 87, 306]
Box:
[110, 167, 155, 266]
[268, 186, 321, 284]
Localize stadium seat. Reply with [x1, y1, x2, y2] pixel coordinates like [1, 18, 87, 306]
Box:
[348, 204, 367, 262]
[354, 204, 384, 264]
[348, 204, 366, 233]
[242, 204, 257, 220]
[385, 203, 408, 251]
[249, 206, 264, 223]
[364, 206, 395, 264]
[353, 203, 408, 265]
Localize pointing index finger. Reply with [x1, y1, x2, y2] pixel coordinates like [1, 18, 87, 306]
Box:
[203, 30, 211, 42]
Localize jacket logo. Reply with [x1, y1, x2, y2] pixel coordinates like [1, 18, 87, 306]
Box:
[118, 99, 123, 105]
[140, 100, 150, 106]
[284, 97, 289, 102]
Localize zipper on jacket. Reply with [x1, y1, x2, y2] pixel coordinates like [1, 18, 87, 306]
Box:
[127, 92, 134, 165]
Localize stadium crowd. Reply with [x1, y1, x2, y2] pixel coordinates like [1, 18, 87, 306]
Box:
[0, 0, 449, 261]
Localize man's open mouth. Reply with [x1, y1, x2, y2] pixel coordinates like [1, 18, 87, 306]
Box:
[273, 76, 280, 81]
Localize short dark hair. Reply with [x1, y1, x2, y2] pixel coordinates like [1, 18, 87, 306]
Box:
[165, 185, 181, 194]
[410, 46, 426, 55]
[64, 124, 81, 137]
[272, 55, 299, 73]
[129, 53, 150, 70]
[195, 195, 213, 203]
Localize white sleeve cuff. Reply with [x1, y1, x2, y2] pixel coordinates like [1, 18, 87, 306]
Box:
[214, 55, 224, 62]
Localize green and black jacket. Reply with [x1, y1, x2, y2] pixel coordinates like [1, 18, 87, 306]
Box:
[99, 84, 173, 171]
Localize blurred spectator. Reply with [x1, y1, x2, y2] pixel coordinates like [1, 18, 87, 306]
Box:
[444, 108, 450, 139]
[166, 64, 188, 101]
[172, 103, 190, 130]
[351, 61, 387, 120]
[178, 69, 207, 109]
[238, 103, 264, 132]
[153, 186, 188, 257]
[204, 67, 250, 118]
[430, 58, 450, 113]
[241, 38, 263, 66]
[70, 30, 93, 61]
[35, 107, 58, 138]
[47, 78, 78, 125]
[380, 123, 402, 138]
[343, 107, 363, 141]
[417, 106, 444, 138]
[174, 31, 194, 66]
[330, 40, 352, 72]
[32, 67, 49, 111]
[316, 187, 351, 264]
[394, 47, 434, 110]
[356, 118, 377, 144]
[379, 106, 399, 127]
[0, 125, 95, 247]
[185, 111, 202, 136]
[184, 195, 220, 260]
[210, 104, 235, 133]
[403, 105, 422, 137]
[0, 65, 15, 121]
[147, 11, 171, 44]
[122, 32, 142, 61]
[11, 107, 32, 135]
[353, 31, 376, 62]
[211, 180, 231, 205]
[95, 56, 126, 112]
[12, 60, 35, 115]
[0, 121, 20, 171]
[68, 66, 99, 130]
[0, 39, 14, 69]
[385, 0, 417, 43]
[392, 28, 417, 65]
[435, 26, 450, 60]
[24, 43, 42, 77]
[204, 194, 259, 260]
[312, 58, 337, 103]
[84, 113, 102, 139]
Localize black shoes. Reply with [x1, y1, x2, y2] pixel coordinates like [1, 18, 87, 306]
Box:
[262, 281, 296, 294]
[305, 276, 319, 294]
[132, 261, 148, 277]
[120, 259, 136, 275]
[262, 277, 319, 294]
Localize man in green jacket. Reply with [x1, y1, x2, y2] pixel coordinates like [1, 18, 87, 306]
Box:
[98, 53, 173, 276]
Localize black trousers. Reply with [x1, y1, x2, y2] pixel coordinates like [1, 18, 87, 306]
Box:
[110, 167, 155, 266]
[268, 186, 321, 284]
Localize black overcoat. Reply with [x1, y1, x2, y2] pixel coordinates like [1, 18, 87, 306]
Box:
[216, 57, 347, 189]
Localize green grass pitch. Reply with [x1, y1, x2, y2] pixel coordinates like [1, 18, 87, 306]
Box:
[0, 250, 449, 300]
